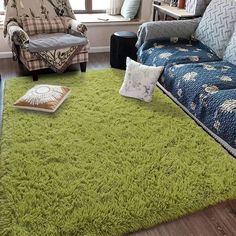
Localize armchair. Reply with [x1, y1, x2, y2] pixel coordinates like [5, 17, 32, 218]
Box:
[4, 0, 89, 81]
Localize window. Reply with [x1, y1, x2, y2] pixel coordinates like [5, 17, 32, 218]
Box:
[70, 0, 109, 13]
[0, 0, 5, 14]
[0, 1, 109, 14]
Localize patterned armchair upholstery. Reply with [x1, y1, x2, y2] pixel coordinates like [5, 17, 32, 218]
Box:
[4, 0, 89, 81]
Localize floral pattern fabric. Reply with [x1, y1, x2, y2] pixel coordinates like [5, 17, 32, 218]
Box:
[7, 21, 29, 46]
[4, 0, 88, 41]
[4, 0, 88, 73]
[119, 57, 163, 102]
[138, 39, 220, 67]
[162, 61, 236, 149]
[33, 45, 84, 73]
[4, 0, 75, 35]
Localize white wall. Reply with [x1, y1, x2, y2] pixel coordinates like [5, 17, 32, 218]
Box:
[87, 0, 152, 51]
[0, 0, 153, 57]
[0, 27, 11, 53]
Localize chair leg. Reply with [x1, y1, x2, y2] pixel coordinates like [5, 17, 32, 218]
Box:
[80, 62, 87, 72]
[32, 72, 38, 81]
[17, 58, 23, 65]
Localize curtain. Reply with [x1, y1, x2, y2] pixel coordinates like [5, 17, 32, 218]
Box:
[106, 0, 124, 15]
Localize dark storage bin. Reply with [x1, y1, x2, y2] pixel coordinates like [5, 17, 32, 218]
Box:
[110, 31, 138, 70]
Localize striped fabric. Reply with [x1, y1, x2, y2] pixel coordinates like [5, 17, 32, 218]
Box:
[20, 43, 90, 71]
[20, 52, 89, 71]
[22, 17, 66, 36]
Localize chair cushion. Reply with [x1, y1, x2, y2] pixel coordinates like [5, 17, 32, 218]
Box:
[20, 43, 89, 62]
[22, 17, 66, 36]
[28, 33, 88, 52]
[223, 30, 236, 66]
[194, 0, 236, 58]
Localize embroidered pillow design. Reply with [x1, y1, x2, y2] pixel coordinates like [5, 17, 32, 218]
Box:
[119, 57, 163, 102]
[14, 84, 71, 113]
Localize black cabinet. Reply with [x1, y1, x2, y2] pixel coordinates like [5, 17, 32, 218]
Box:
[110, 31, 138, 70]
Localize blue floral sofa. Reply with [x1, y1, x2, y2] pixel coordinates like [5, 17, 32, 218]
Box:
[137, 0, 236, 156]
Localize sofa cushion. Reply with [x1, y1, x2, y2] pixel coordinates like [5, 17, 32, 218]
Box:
[136, 18, 201, 48]
[223, 30, 236, 66]
[195, 0, 236, 58]
[138, 39, 220, 67]
[161, 61, 236, 149]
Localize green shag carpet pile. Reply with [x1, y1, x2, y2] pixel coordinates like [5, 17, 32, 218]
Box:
[0, 69, 236, 236]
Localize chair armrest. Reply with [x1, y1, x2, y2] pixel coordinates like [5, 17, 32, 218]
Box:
[65, 18, 87, 37]
[7, 21, 29, 47]
[136, 18, 201, 48]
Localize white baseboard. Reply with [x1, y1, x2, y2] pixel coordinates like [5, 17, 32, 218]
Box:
[89, 46, 110, 53]
[0, 46, 110, 59]
[0, 52, 12, 59]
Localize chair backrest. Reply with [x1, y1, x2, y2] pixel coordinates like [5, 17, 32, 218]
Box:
[194, 0, 236, 58]
[4, 0, 75, 28]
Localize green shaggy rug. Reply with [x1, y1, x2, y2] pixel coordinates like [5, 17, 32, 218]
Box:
[0, 69, 236, 236]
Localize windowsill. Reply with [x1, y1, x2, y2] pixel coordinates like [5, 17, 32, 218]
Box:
[75, 13, 143, 26]
[0, 13, 144, 28]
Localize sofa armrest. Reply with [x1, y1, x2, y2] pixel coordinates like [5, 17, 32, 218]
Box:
[65, 18, 88, 37]
[7, 21, 29, 47]
[136, 18, 201, 48]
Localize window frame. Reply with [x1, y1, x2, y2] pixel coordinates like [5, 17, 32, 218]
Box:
[72, 0, 106, 14]
[0, 0, 107, 15]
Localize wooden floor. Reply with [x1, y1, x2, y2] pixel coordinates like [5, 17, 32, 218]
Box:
[0, 53, 111, 80]
[0, 53, 236, 236]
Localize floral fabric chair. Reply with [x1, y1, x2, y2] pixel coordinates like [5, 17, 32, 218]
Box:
[4, 0, 89, 81]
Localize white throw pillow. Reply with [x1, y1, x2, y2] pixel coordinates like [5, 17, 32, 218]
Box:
[119, 57, 163, 102]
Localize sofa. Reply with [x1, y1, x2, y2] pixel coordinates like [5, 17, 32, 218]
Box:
[137, 0, 236, 156]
